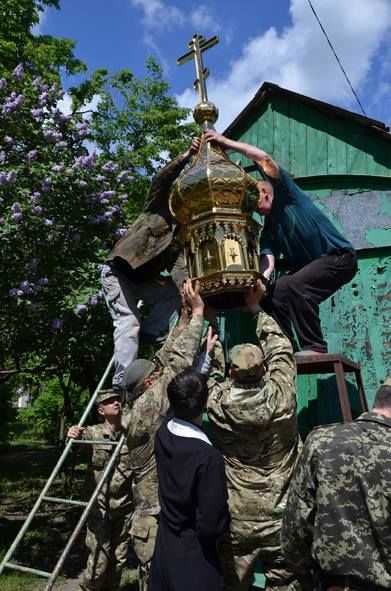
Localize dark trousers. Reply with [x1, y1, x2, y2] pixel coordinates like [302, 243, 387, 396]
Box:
[263, 250, 357, 352]
[149, 521, 223, 591]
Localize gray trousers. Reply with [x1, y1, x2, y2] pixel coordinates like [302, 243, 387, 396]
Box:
[101, 264, 181, 388]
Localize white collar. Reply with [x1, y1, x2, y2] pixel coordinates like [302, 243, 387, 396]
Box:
[167, 417, 212, 446]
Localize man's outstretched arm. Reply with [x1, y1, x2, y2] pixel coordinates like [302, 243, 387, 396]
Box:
[145, 137, 201, 213]
[204, 130, 280, 179]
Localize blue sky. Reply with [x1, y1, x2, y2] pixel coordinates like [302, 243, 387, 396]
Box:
[40, 0, 391, 131]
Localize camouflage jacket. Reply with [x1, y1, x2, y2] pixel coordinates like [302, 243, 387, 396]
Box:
[207, 311, 300, 522]
[107, 153, 190, 271]
[281, 412, 391, 588]
[124, 314, 204, 516]
[82, 423, 132, 512]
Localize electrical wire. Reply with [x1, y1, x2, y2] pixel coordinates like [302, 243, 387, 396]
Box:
[306, 0, 367, 115]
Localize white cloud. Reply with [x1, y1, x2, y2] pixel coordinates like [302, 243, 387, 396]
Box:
[31, 7, 48, 35]
[190, 5, 221, 33]
[130, 0, 184, 30]
[176, 0, 391, 130]
[57, 93, 102, 119]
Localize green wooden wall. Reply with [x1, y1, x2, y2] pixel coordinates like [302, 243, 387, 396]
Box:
[226, 92, 391, 422]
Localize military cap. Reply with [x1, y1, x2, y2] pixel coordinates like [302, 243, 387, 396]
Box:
[384, 374, 391, 387]
[96, 389, 121, 404]
[121, 359, 156, 393]
[229, 343, 265, 383]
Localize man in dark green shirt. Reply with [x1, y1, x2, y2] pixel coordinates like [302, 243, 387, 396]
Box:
[205, 130, 357, 354]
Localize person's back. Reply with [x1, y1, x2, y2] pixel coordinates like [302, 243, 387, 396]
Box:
[206, 287, 302, 591]
[282, 377, 391, 590]
[150, 370, 230, 591]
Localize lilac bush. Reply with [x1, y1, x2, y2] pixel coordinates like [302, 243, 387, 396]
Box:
[0, 64, 134, 377]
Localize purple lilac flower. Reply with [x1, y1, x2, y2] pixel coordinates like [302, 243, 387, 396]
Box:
[103, 211, 113, 220]
[76, 122, 89, 138]
[115, 228, 127, 238]
[44, 218, 53, 226]
[41, 178, 51, 192]
[100, 198, 109, 205]
[11, 212, 23, 223]
[38, 91, 49, 105]
[38, 277, 49, 286]
[55, 141, 68, 150]
[33, 205, 43, 215]
[9, 288, 19, 297]
[102, 161, 118, 173]
[75, 303, 87, 316]
[4, 136, 14, 145]
[51, 318, 63, 331]
[32, 77, 42, 88]
[11, 202, 21, 213]
[52, 164, 64, 173]
[27, 149, 38, 162]
[31, 108, 44, 120]
[89, 295, 99, 306]
[30, 192, 41, 203]
[0, 78, 7, 90]
[43, 129, 62, 143]
[7, 171, 17, 184]
[20, 280, 34, 294]
[13, 64, 24, 80]
[94, 174, 106, 182]
[76, 179, 88, 187]
[118, 193, 128, 203]
[99, 190, 115, 200]
[117, 170, 133, 183]
[0, 151, 6, 164]
[2, 94, 24, 114]
[0, 172, 8, 185]
[74, 153, 96, 169]
[111, 204, 121, 214]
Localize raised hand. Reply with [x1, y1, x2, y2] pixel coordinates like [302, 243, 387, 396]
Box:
[67, 425, 85, 439]
[206, 325, 219, 354]
[244, 279, 266, 313]
[183, 279, 204, 317]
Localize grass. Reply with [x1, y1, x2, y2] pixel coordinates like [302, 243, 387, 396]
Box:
[0, 441, 89, 588]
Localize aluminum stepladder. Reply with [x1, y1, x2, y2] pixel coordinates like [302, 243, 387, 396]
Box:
[0, 355, 126, 590]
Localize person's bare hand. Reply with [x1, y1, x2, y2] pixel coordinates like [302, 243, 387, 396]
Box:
[67, 425, 85, 439]
[183, 279, 204, 317]
[184, 137, 201, 159]
[244, 279, 266, 313]
[204, 130, 230, 150]
[206, 325, 218, 354]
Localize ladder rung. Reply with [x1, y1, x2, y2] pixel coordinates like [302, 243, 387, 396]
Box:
[4, 561, 50, 578]
[71, 439, 119, 446]
[42, 496, 88, 507]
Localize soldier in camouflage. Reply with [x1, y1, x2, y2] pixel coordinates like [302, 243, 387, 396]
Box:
[121, 279, 205, 591]
[281, 375, 391, 591]
[101, 138, 201, 391]
[67, 390, 132, 591]
[206, 280, 302, 591]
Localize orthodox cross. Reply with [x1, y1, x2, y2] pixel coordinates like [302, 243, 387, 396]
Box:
[229, 248, 238, 263]
[177, 34, 219, 102]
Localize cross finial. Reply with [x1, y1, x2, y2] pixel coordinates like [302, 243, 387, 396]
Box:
[177, 34, 219, 103]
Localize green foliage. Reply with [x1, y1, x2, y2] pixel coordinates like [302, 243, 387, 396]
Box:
[0, 0, 85, 78]
[0, 2, 197, 443]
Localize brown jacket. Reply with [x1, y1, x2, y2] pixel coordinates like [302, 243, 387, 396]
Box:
[108, 153, 190, 271]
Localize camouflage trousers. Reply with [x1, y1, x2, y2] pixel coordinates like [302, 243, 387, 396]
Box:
[219, 517, 302, 591]
[80, 506, 132, 591]
[130, 513, 159, 591]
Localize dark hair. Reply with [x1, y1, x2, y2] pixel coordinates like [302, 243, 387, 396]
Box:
[167, 369, 208, 421]
[373, 385, 391, 409]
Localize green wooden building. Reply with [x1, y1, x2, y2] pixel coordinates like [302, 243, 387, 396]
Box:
[223, 82, 391, 431]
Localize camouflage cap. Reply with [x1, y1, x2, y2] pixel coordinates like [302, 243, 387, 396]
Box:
[229, 343, 265, 383]
[121, 359, 156, 393]
[96, 389, 121, 404]
[383, 374, 391, 387]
